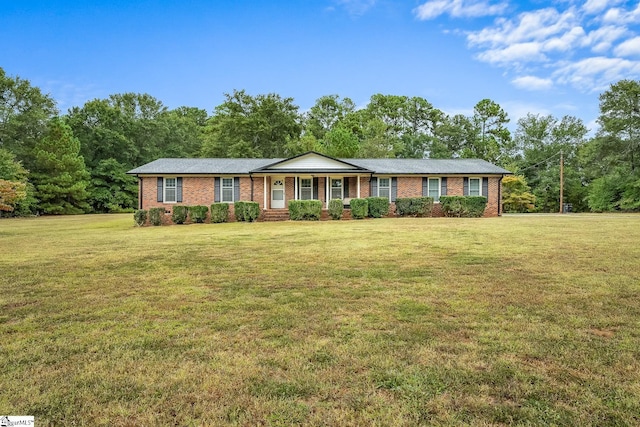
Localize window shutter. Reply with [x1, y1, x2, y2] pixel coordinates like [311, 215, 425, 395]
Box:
[343, 177, 349, 198]
[313, 178, 318, 199]
[214, 177, 220, 203]
[441, 177, 447, 196]
[370, 177, 378, 197]
[482, 177, 488, 197]
[157, 177, 163, 202]
[463, 177, 469, 196]
[234, 177, 240, 202]
[176, 177, 183, 203]
[422, 177, 428, 196]
[391, 177, 398, 202]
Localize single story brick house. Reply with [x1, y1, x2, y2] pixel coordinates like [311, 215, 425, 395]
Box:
[127, 151, 512, 218]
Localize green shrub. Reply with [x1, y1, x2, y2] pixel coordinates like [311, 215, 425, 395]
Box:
[148, 207, 164, 226]
[188, 205, 209, 223]
[210, 203, 229, 223]
[133, 209, 147, 226]
[234, 201, 246, 222]
[366, 197, 390, 218]
[288, 200, 322, 220]
[395, 197, 434, 217]
[171, 205, 188, 224]
[243, 201, 261, 222]
[350, 198, 368, 219]
[440, 196, 487, 218]
[328, 199, 344, 220]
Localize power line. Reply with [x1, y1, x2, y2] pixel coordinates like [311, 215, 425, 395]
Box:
[518, 150, 562, 173]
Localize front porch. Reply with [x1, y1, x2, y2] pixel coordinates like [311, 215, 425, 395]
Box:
[261, 208, 353, 222]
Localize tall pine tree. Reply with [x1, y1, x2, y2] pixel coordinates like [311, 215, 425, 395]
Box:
[31, 118, 91, 214]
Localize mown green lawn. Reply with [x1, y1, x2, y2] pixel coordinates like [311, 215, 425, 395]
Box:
[1, 214, 639, 426]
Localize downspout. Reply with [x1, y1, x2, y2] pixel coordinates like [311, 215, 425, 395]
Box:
[249, 173, 254, 201]
[138, 176, 142, 210]
[498, 175, 504, 216]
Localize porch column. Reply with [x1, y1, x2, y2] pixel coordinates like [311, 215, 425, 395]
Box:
[357, 175, 361, 198]
[294, 175, 298, 200]
[263, 176, 267, 209]
[326, 176, 329, 208]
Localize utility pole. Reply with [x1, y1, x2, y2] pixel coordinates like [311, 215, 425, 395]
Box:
[559, 150, 564, 213]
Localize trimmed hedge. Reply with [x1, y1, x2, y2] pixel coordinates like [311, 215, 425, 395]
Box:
[171, 205, 188, 224]
[234, 201, 247, 222]
[366, 197, 390, 218]
[148, 207, 164, 226]
[328, 199, 344, 220]
[350, 198, 368, 219]
[210, 203, 229, 223]
[243, 201, 260, 222]
[440, 196, 487, 218]
[189, 205, 209, 223]
[395, 197, 434, 217]
[133, 209, 147, 226]
[235, 201, 260, 222]
[289, 200, 322, 221]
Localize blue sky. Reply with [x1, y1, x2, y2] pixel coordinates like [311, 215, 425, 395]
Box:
[2, 0, 640, 132]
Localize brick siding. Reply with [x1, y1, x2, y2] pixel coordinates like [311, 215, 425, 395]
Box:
[138, 175, 503, 218]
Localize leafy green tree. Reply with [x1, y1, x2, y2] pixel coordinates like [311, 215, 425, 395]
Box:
[0, 148, 36, 216]
[88, 158, 138, 213]
[515, 114, 588, 212]
[583, 80, 640, 211]
[305, 95, 355, 141]
[323, 125, 360, 158]
[466, 99, 513, 164]
[202, 90, 302, 158]
[0, 179, 26, 212]
[431, 114, 475, 158]
[501, 175, 536, 212]
[31, 118, 91, 214]
[0, 67, 58, 170]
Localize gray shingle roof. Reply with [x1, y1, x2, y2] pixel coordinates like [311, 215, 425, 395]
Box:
[127, 157, 512, 175]
[345, 158, 512, 175]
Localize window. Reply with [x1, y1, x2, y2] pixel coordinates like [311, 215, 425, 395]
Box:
[428, 178, 440, 201]
[222, 178, 234, 202]
[164, 178, 177, 203]
[378, 177, 390, 200]
[469, 178, 481, 196]
[331, 178, 342, 200]
[300, 178, 312, 200]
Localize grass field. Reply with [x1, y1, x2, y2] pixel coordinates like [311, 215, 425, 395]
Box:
[1, 213, 639, 426]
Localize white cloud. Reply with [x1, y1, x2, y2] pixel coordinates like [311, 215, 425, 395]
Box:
[476, 42, 546, 65]
[553, 57, 640, 92]
[450, 1, 640, 92]
[584, 25, 629, 53]
[582, 0, 621, 15]
[601, 3, 640, 24]
[334, 0, 376, 16]
[614, 36, 640, 57]
[414, 0, 508, 20]
[511, 75, 554, 91]
[467, 8, 581, 48]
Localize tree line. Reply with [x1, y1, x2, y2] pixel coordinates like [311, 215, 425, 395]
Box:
[1, 66, 638, 215]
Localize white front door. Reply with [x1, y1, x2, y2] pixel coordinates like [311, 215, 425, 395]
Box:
[271, 177, 285, 209]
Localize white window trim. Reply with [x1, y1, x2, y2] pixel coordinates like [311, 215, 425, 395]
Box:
[377, 177, 391, 200]
[164, 177, 177, 203]
[469, 177, 482, 196]
[221, 177, 234, 203]
[428, 177, 441, 203]
[299, 176, 313, 200]
[330, 177, 343, 200]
